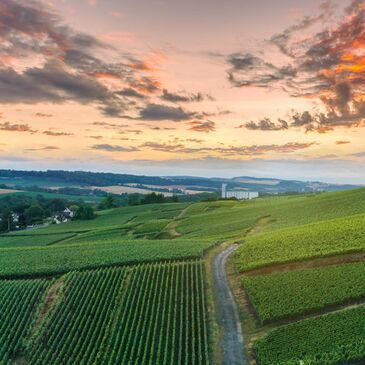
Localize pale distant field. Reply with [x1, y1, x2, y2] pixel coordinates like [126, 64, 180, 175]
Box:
[233, 178, 279, 185]
[126, 183, 209, 195]
[0, 189, 23, 195]
[91, 185, 175, 196]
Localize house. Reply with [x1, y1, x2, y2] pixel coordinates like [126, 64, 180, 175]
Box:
[63, 208, 75, 219]
[221, 184, 259, 200]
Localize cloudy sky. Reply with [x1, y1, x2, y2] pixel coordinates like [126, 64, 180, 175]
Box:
[1, 0, 365, 183]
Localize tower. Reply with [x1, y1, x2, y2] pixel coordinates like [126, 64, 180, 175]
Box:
[221, 184, 227, 198]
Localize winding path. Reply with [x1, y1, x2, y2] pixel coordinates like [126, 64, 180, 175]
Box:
[213, 245, 247, 365]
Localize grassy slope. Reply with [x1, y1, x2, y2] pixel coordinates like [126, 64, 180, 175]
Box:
[236, 212, 365, 272]
[5, 203, 188, 237]
[177, 188, 365, 239]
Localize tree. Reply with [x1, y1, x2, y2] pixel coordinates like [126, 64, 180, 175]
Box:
[25, 205, 45, 225]
[69, 205, 79, 213]
[100, 194, 117, 210]
[0, 209, 14, 232]
[141, 192, 165, 205]
[48, 198, 66, 214]
[75, 205, 96, 220]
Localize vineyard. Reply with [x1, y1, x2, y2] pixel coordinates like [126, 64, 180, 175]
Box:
[0, 239, 215, 278]
[254, 305, 365, 365]
[3, 186, 365, 365]
[0, 278, 52, 365]
[0, 233, 75, 248]
[1, 261, 209, 365]
[243, 261, 365, 323]
[236, 212, 365, 272]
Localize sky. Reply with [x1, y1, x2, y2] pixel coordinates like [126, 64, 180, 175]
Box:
[1, 0, 365, 183]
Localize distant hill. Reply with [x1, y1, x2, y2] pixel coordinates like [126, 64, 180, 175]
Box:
[0, 169, 361, 194]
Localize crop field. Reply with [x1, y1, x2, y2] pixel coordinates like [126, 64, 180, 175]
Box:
[4, 187, 365, 365]
[0, 233, 75, 248]
[2, 261, 209, 365]
[254, 305, 365, 365]
[0, 238, 215, 278]
[176, 188, 365, 240]
[243, 261, 365, 323]
[236, 213, 365, 272]
[0, 278, 52, 365]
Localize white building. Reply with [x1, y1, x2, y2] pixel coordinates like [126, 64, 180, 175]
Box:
[221, 184, 259, 200]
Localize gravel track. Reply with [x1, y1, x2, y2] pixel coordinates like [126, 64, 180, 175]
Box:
[213, 245, 247, 365]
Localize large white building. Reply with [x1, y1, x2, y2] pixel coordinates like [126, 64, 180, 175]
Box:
[221, 184, 259, 200]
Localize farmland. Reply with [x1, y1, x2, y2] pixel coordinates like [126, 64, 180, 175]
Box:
[1, 261, 209, 365]
[243, 261, 365, 323]
[0, 233, 75, 248]
[236, 212, 365, 272]
[0, 239, 215, 278]
[254, 305, 365, 365]
[3, 186, 365, 364]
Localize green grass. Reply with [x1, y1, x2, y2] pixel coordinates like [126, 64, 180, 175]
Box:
[0, 233, 75, 248]
[7, 203, 188, 236]
[59, 227, 132, 245]
[236, 213, 365, 272]
[0, 238, 216, 278]
[133, 219, 170, 236]
[254, 305, 365, 365]
[244, 261, 365, 323]
[0, 190, 103, 202]
[176, 188, 365, 240]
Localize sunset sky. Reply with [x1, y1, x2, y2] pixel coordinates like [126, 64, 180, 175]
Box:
[1, 0, 365, 182]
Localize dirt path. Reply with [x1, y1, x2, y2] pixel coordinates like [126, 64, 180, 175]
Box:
[213, 245, 247, 365]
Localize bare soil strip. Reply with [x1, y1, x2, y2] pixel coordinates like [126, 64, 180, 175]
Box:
[32, 277, 65, 335]
[245, 251, 365, 276]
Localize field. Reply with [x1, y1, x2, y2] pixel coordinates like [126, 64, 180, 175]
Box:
[1, 261, 208, 365]
[254, 305, 365, 365]
[0, 233, 75, 248]
[243, 261, 365, 323]
[0, 239, 215, 278]
[0, 189, 103, 202]
[4, 187, 365, 364]
[236, 212, 365, 272]
[229, 188, 365, 364]
[0, 188, 24, 195]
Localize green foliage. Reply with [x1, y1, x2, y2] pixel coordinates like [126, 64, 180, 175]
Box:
[244, 261, 365, 323]
[0, 239, 215, 278]
[0, 278, 52, 364]
[236, 213, 365, 271]
[25, 204, 45, 224]
[0, 208, 14, 232]
[74, 205, 96, 220]
[0, 233, 75, 248]
[133, 219, 169, 236]
[25, 261, 209, 365]
[254, 305, 365, 365]
[98, 194, 118, 210]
